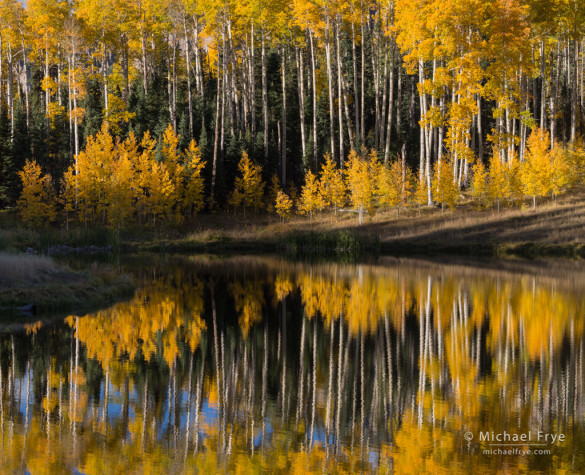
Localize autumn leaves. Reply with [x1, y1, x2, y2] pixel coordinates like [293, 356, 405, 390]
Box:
[471, 129, 585, 210]
[21, 124, 206, 228]
[19, 123, 585, 227]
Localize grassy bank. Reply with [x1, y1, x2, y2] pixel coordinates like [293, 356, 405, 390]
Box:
[0, 252, 134, 314]
[2, 192, 585, 259]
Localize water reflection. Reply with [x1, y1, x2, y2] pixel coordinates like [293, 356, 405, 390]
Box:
[0, 256, 585, 473]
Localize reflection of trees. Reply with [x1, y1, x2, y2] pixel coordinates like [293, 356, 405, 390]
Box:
[0, 256, 584, 472]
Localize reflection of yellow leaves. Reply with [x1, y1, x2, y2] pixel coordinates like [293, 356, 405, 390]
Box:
[42, 394, 58, 413]
[231, 281, 264, 338]
[67, 275, 206, 371]
[71, 368, 86, 387]
[25, 321, 42, 335]
[207, 378, 219, 408]
[275, 273, 293, 301]
[48, 368, 64, 389]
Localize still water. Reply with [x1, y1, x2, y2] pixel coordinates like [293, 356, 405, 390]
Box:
[0, 255, 584, 473]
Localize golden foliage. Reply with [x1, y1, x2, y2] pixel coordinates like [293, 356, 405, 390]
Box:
[431, 159, 458, 211]
[318, 153, 345, 211]
[17, 159, 56, 226]
[229, 152, 265, 214]
[275, 190, 293, 221]
[298, 170, 324, 219]
[345, 149, 378, 224]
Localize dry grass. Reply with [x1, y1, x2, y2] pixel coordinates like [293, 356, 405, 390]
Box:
[0, 252, 134, 312]
[0, 252, 62, 285]
[264, 192, 585, 247]
[5, 191, 585, 257]
[129, 192, 585, 257]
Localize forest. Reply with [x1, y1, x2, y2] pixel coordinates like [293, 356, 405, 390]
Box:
[1, 0, 585, 225]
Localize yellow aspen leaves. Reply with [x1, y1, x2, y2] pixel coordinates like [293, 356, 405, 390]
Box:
[487, 151, 508, 210]
[413, 178, 429, 211]
[298, 170, 324, 220]
[161, 124, 185, 224]
[105, 94, 136, 136]
[521, 128, 554, 208]
[230, 280, 264, 338]
[266, 174, 282, 213]
[470, 161, 489, 209]
[55, 125, 208, 227]
[345, 149, 378, 224]
[377, 159, 411, 216]
[229, 151, 265, 215]
[432, 159, 458, 211]
[549, 144, 571, 201]
[275, 190, 293, 222]
[318, 153, 345, 212]
[18, 159, 56, 226]
[107, 137, 137, 229]
[183, 139, 206, 218]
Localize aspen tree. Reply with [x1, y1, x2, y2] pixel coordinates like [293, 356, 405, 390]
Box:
[319, 153, 346, 212]
[431, 158, 458, 212]
[17, 159, 56, 226]
[275, 190, 293, 222]
[471, 161, 489, 209]
[377, 159, 410, 216]
[345, 149, 377, 224]
[183, 139, 206, 218]
[521, 127, 553, 207]
[298, 170, 323, 221]
[229, 151, 265, 216]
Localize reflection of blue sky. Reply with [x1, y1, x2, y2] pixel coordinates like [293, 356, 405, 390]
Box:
[254, 419, 273, 448]
[19, 372, 30, 420]
[10, 371, 380, 466]
[14, 375, 320, 451]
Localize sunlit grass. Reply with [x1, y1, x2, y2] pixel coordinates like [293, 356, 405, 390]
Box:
[2, 191, 585, 258]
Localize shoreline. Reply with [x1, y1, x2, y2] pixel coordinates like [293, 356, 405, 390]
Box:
[2, 193, 584, 260]
[0, 253, 135, 316]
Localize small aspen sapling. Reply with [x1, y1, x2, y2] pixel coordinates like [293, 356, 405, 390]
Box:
[521, 128, 553, 208]
[275, 190, 293, 222]
[319, 153, 346, 213]
[413, 178, 428, 214]
[345, 149, 378, 225]
[299, 170, 324, 221]
[471, 161, 489, 209]
[432, 159, 458, 212]
[18, 159, 56, 226]
[229, 151, 265, 216]
[183, 139, 206, 218]
[266, 174, 281, 213]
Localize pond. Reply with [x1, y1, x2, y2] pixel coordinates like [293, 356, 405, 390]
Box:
[0, 255, 584, 473]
